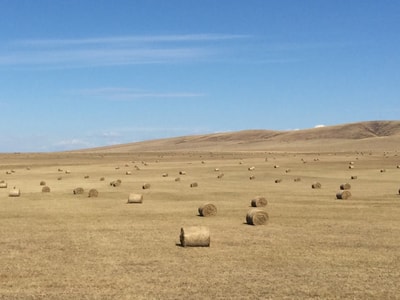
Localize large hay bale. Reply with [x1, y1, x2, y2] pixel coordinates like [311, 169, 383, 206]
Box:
[127, 193, 143, 204]
[180, 226, 210, 247]
[251, 196, 268, 207]
[190, 182, 198, 188]
[198, 203, 217, 217]
[73, 187, 84, 194]
[336, 190, 352, 200]
[88, 189, 99, 198]
[340, 183, 351, 190]
[9, 188, 20, 197]
[312, 182, 322, 189]
[40, 181, 46, 186]
[41, 186, 51, 193]
[246, 209, 269, 225]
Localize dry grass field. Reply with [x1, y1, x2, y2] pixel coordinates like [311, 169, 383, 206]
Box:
[1, 122, 400, 299]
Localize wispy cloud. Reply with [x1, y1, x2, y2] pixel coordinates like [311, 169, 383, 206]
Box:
[0, 33, 250, 68]
[73, 87, 204, 101]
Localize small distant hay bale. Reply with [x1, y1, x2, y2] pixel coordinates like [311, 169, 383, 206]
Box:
[294, 177, 301, 182]
[249, 175, 256, 180]
[175, 177, 181, 182]
[88, 189, 99, 198]
[42, 186, 51, 193]
[340, 183, 351, 190]
[251, 196, 267, 207]
[348, 165, 354, 169]
[248, 166, 255, 171]
[127, 193, 143, 204]
[9, 188, 20, 197]
[217, 173, 224, 179]
[312, 182, 322, 189]
[274, 165, 279, 168]
[198, 203, 217, 217]
[65, 170, 71, 174]
[349, 161, 355, 165]
[246, 209, 269, 225]
[39, 181, 46, 186]
[110, 179, 121, 187]
[180, 226, 210, 247]
[6, 171, 12, 175]
[142, 183, 151, 189]
[275, 178, 282, 183]
[179, 171, 186, 175]
[190, 182, 198, 188]
[397, 165, 400, 169]
[214, 168, 220, 172]
[398, 188, 400, 195]
[73, 187, 84, 195]
[285, 169, 291, 173]
[135, 165, 140, 170]
[58, 168, 63, 172]
[125, 171, 132, 175]
[84, 175, 89, 179]
[336, 190, 352, 200]
[100, 177, 105, 181]
[162, 173, 169, 177]
[0, 182, 8, 188]
[351, 175, 358, 180]
[57, 177, 62, 181]
[115, 166, 120, 170]
[380, 169, 386, 173]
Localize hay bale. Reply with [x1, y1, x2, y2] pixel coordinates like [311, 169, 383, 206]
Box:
[42, 186, 51, 193]
[88, 189, 99, 198]
[251, 196, 267, 207]
[125, 171, 132, 175]
[175, 177, 181, 182]
[285, 168, 291, 173]
[0, 182, 7, 188]
[274, 165, 279, 168]
[380, 169, 386, 173]
[9, 188, 20, 197]
[294, 177, 301, 182]
[162, 173, 169, 177]
[190, 182, 198, 188]
[100, 177, 105, 181]
[246, 209, 269, 225]
[127, 193, 143, 204]
[312, 182, 322, 189]
[65, 170, 71, 174]
[57, 177, 62, 181]
[275, 179, 282, 183]
[217, 173, 224, 179]
[198, 203, 217, 217]
[214, 168, 220, 172]
[348, 165, 354, 169]
[249, 175, 256, 180]
[40, 181, 46, 186]
[84, 175, 90, 179]
[180, 226, 210, 247]
[248, 166, 255, 171]
[397, 165, 400, 169]
[73, 187, 84, 195]
[110, 179, 121, 187]
[336, 190, 352, 200]
[179, 171, 186, 175]
[340, 183, 351, 190]
[142, 183, 151, 189]
[350, 175, 358, 180]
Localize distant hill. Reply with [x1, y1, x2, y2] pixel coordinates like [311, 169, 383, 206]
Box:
[81, 120, 400, 153]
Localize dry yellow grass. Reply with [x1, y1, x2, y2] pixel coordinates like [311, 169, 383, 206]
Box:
[1, 143, 400, 298]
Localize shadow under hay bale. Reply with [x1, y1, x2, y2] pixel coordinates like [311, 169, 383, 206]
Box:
[336, 190, 352, 200]
[9, 188, 20, 197]
[88, 189, 99, 198]
[127, 193, 143, 204]
[180, 226, 210, 247]
[41, 186, 50, 193]
[340, 183, 351, 190]
[73, 187, 84, 194]
[198, 203, 217, 217]
[246, 209, 269, 225]
[312, 182, 322, 189]
[251, 196, 267, 207]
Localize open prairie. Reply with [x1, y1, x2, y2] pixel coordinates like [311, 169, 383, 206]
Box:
[1, 122, 400, 299]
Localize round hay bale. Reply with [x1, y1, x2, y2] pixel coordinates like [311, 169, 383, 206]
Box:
[100, 177, 105, 181]
[190, 182, 198, 188]
[0, 182, 7, 188]
[274, 165, 279, 168]
[57, 177, 62, 181]
[251, 196, 267, 207]
[73, 187, 84, 195]
[348, 165, 354, 169]
[246, 209, 269, 225]
[84, 175, 89, 179]
[88, 189, 99, 198]
[180, 226, 210, 247]
[275, 179, 282, 183]
[65, 170, 71, 174]
[336, 190, 352, 200]
[41, 186, 51, 193]
[9, 188, 20, 197]
[127, 193, 143, 204]
[350, 175, 358, 180]
[248, 166, 255, 171]
[294, 177, 301, 182]
[175, 177, 181, 182]
[142, 183, 151, 189]
[40, 181, 46, 186]
[198, 203, 217, 217]
[380, 169, 386, 173]
[162, 173, 169, 177]
[110, 179, 121, 187]
[214, 168, 220, 172]
[340, 183, 351, 190]
[125, 171, 132, 175]
[397, 165, 400, 169]
[312, 182, 322, 189]
[217, 173, 224, 179]
[285, 168, 291, 173]
[249, 175, 256, 180]
[179, 171, 186, 175]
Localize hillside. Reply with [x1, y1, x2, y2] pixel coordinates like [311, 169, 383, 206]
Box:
[81, 120, 400, 153]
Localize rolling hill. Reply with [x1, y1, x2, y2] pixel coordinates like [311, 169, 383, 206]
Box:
[81, 120, 400, 153]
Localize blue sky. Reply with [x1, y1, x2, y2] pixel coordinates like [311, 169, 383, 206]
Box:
[0, 0, 399, 152]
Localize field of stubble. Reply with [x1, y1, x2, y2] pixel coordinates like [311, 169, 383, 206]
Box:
[1, 150, 400, 299]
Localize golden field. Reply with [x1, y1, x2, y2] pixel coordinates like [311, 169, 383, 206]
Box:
[1, 121, 400, 299]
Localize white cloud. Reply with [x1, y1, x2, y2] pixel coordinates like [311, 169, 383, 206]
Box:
[314, 124, 326, 128]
